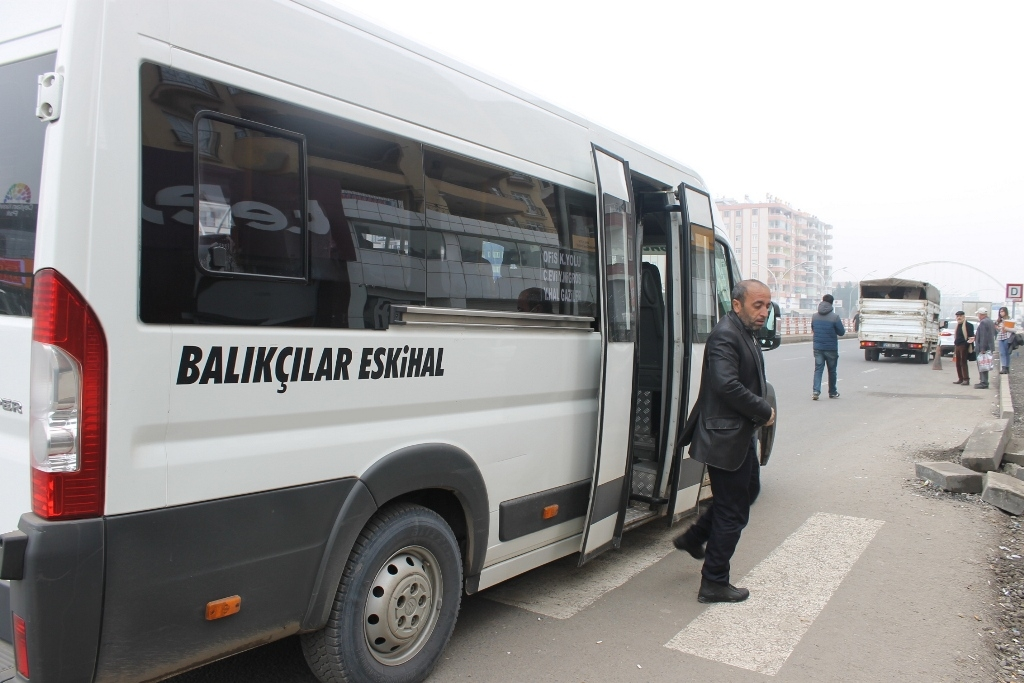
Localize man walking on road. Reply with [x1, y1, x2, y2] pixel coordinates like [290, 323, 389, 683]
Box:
[811, 293, 846, 400]
[953, 311, 974, 385]
[674, 280, 776, 604]
[974, 308, 995, 389]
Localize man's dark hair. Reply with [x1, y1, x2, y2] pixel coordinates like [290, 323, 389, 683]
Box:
[731, 279, 769, 303]
[822, 294, 834, 304]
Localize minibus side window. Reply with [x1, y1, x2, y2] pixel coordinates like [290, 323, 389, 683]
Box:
[0, 53, 55, 317]
[422, 148, 597, 316]
[138, 62, 595, 326]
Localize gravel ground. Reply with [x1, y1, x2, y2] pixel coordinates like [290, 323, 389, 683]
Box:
[993, 350, 1024, 682]
[908, 348, 1024, 682]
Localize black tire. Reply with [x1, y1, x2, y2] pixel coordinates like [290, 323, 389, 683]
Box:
[301, 503, 462, 683]
[872, 350, 881, 361]
[864, 349, 872, 361]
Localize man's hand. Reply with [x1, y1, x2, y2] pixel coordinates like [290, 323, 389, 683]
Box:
[765, 407, 776, 427]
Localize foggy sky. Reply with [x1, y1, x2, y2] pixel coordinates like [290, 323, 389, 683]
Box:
[342, 0, 1023, 290]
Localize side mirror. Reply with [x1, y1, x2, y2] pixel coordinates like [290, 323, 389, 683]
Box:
[757, 301, 782, 351]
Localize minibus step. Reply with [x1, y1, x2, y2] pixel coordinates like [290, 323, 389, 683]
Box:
[623, 501, 661, 531]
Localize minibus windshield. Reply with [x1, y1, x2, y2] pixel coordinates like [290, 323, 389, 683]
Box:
[0, 52, 55, 316]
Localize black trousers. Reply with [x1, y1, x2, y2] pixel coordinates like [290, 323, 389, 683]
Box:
[686, 438, 760, 584]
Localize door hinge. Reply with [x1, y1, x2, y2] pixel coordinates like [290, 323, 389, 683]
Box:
[36, 71, 64, 122]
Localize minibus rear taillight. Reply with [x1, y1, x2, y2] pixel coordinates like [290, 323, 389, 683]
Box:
[30, 268, 107, 520]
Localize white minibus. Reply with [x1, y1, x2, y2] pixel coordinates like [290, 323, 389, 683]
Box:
[0, 2, 779, 681]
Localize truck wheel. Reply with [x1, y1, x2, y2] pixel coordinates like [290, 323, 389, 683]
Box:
[864, 350, 872, 361]
[301, 503, 462, 683]
[919, 349, 930, 364]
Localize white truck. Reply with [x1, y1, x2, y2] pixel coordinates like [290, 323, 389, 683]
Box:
[858, 278, 941, 363]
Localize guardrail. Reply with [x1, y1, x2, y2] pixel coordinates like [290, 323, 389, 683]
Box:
[780, 317, 855, 336]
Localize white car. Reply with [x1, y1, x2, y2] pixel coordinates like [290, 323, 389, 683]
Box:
[938, 319, 955, 355]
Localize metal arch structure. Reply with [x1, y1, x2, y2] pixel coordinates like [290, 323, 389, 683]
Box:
[889, 261, 1004, 290]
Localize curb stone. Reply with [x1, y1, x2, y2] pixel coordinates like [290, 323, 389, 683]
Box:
[1001, 373, 1015, 421]
[961, 419, 1012, 472]
[1006, 439, 1024, 466]
[916, 462, 983, 493]
[982, 472, 1024, 515]
[1002, 462, 1024, 482]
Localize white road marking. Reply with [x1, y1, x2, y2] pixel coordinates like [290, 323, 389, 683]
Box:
[483, 527, 675, 619]
[664, 512, 884, 676]
[863, 368, 879, 373]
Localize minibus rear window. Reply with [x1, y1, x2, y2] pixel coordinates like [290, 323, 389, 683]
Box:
[0, 53, 54, 317]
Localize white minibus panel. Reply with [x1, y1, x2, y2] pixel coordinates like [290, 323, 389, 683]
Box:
[0, 2, 781, 682]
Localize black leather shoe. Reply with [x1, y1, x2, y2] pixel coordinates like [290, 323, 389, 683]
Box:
[673, 533, 705, 559]
[974, 383, 989, 389]
[698, 578, 750, 603]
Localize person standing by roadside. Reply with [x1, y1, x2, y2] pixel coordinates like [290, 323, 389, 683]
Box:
[952, 311, 974, 385]
[674, 280, 776, 604]
[997, 306, 1013, 374]
[811, 293, 846, 400]
[973, 308, 996, 389]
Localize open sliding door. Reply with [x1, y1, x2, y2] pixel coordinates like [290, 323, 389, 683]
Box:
[668, 184, 718, 517]
[578, 147, 638, 565]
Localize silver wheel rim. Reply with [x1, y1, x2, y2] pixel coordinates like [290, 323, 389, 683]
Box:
[363, 545, 443, 666]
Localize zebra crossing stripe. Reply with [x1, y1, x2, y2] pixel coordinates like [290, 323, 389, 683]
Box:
[665, 512, 884, 676]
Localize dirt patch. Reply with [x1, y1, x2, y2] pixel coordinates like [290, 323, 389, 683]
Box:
[993, 355, 1024, 681]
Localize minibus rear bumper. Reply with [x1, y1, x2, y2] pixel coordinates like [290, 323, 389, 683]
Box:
[8, 513, 105, 683]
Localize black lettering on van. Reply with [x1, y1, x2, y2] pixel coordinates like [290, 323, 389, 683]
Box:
[384, 347, 400, 378]
[358, 348, 373, 379]
[199, 346, 224, 384]
[421, 348, 435, 377]
[399, 345, 409, 378]
[301, 347, 316, 381]
[224, 347, 241, 383]
[408, 348, 423, 377]
[371, 347, 386, 380]
[176, 346, 203, 384]
[335, 348, 352, 380]
[276, 347, 294, 384]
[290, 347, 303, 382]
[241, 347, 254, 383]
[315, 348, 333, 381]
[435, 347, 445, 377]
[252, 347, 277, 383]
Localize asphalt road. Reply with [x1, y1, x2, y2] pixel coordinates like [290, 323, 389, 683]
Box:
[169, 338, 1006, 682]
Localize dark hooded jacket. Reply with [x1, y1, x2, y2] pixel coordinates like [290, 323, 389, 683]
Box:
[812, 301, 846, 351]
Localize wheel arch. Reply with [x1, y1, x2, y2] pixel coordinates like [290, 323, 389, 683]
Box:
[360, 443, 488, 593]
[301, 444, 489, 631]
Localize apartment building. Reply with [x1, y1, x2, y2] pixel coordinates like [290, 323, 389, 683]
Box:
[717, 195, 833, 313]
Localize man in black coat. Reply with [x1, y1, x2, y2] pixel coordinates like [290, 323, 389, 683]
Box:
[674, 279, 776, 603]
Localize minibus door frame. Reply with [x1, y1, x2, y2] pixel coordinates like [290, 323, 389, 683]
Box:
[578, 146, 640, 565]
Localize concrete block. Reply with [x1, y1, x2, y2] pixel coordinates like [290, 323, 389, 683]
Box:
[1006, 439, 1024, 466]
[983, 472, 1024, 515]
[1003, 463, 1024, 482]
[916, 461, 983, 493]
[1001, 373, 1015, 421]
[961, 419, 1011, 472]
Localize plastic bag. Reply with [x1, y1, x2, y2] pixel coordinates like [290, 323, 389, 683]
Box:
[977, 352, 994, 372]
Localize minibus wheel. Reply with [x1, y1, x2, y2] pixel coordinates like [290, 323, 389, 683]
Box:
[302, 503, 462, 683]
